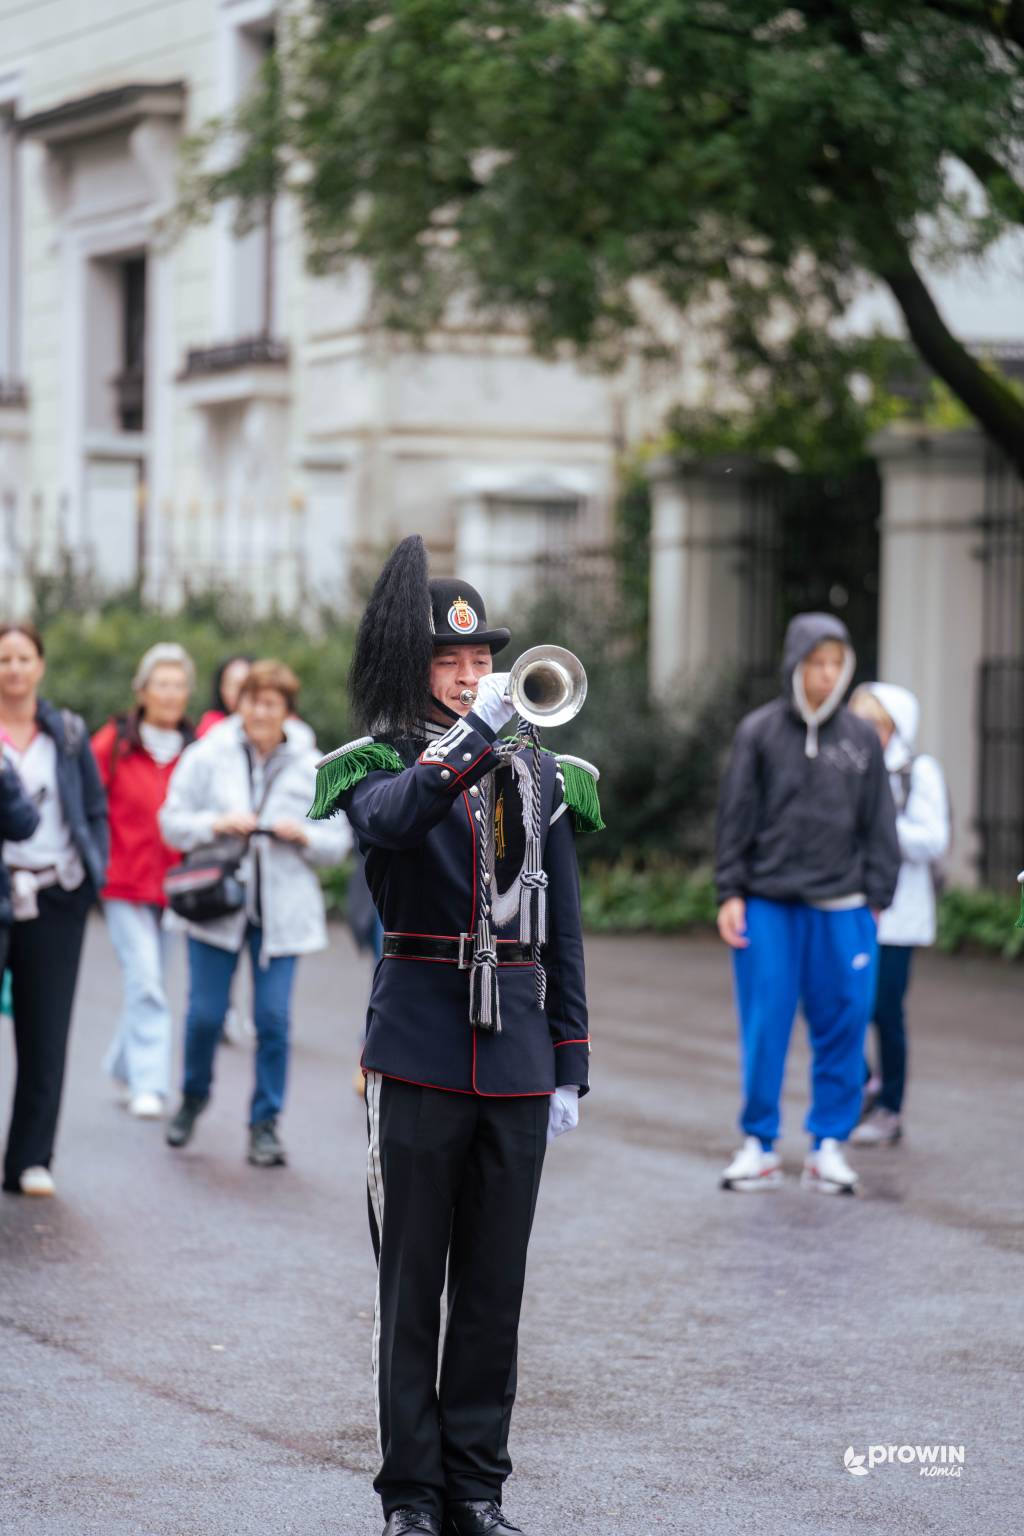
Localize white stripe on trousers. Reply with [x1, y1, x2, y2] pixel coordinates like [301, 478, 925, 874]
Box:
[366, 1070, 385, 1457]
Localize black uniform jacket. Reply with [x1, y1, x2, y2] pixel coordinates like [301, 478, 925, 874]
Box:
[337, 712, 591, 1098]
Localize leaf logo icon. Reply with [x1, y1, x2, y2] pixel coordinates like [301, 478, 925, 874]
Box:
[844, 1447, 869, 1476]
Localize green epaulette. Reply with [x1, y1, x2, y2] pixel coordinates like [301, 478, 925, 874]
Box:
[554, 752, 605, 834]
[499, 738, 605, 834]
[308, 736, 405, 820]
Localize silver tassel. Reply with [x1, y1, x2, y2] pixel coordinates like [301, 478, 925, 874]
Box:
[469, 916, 501, 1032]
[469, 776, 501, 1033]
[512, 752, 549, 947]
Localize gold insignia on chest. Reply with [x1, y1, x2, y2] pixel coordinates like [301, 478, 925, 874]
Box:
[494, 790, 507, 861]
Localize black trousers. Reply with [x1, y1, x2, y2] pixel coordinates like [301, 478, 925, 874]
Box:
[3, 883, 91, 1191]
[365, 1073, 548, 1523]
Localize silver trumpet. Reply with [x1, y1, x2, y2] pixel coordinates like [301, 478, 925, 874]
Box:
[459, 645, 587, 728]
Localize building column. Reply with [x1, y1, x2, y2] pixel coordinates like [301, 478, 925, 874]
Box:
[871, 425, 989, 887]
[647, 455, 765, 699]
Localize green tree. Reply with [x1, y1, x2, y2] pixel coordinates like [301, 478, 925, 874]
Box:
[180, 1, 1024, 474]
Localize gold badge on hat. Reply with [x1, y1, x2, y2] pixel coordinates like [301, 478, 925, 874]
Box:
[448, 596, 479, 634]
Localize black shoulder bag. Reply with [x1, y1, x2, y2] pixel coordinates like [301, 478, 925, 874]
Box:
[163, 835, 249, 922]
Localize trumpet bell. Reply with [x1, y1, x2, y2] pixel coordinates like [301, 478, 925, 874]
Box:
[508, 645, 587, 729]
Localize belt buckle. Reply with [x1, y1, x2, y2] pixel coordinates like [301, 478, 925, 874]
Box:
[458, 932, 474, 969]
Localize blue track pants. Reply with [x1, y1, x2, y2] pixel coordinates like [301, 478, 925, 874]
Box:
[731, 897, 879, 1145]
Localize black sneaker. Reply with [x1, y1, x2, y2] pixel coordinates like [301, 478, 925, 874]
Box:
[248, 1118, 287, 1167]
[165, 1095, 208, 1149]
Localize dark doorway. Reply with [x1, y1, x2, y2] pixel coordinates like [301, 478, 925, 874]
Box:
[739, 462, 881, 703]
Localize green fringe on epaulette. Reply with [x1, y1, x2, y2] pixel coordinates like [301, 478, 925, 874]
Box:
[308, 742, 405, 820]
[500, 738, 605, 834]
[1016, 878, 1024, 930]
[558, 758, 605, 834]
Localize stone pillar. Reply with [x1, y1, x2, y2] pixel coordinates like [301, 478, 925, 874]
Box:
[871, 425, 989, 887]
[647, 455, 765, 700]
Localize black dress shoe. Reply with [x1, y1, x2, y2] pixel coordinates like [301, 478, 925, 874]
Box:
[443, 1502, 523, 1536]
[165, 1095, 208, 1148]
[383, 1510, 441, 1536]
[248, 1118, 287, 1167]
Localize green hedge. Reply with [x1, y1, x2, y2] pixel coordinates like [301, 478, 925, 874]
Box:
[32, 595, 356, 751]
[579, 862, 718, 933]
[935, 886, 1024, 960]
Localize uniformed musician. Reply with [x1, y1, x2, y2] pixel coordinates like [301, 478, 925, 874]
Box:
[309, 536, 602, 1536]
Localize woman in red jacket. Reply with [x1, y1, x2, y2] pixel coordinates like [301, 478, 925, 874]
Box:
[92, 644, 195, 1119]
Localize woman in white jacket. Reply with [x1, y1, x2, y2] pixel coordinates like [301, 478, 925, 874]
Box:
[849, 683, 950, 1146]
[159, 660, 350, 1166]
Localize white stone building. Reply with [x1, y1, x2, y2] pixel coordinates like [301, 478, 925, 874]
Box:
[2, 0, 1022, 890]
[0, 0, 645, 618]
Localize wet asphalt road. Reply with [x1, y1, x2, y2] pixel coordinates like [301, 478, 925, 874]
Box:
[0, 918, 1021, 1536]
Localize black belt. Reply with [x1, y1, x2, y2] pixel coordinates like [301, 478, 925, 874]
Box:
[383, 933, 541, 968]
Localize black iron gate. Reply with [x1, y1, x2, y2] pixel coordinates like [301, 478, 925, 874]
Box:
[977, 452, 1024, 890]
[738, 462, 881, 704]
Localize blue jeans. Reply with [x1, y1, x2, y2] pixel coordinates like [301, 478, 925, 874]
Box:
[869, 944, 914, 1114]
[103, 900, 173, 1097]
[183, 926, 297, 1125]
[731, 898, 879, 1145]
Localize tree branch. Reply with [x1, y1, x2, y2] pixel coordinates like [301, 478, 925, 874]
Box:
[878, 246, 1024, 476]
[958, 147, 1024, 228]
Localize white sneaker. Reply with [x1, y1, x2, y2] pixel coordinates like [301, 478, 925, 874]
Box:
[129, 1092, 164, 1120]
[850, 1106, 902, 1146]
[721, 1135, 783, 1191]
[801, 1138, 859, 1195]
[19, 1166, 55, 1197]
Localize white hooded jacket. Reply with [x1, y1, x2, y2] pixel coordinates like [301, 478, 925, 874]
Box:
[862, 684, 950, 947]
[159, 717, 351, 962]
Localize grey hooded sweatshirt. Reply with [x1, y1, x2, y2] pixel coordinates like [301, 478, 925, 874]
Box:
[714, 613, 900, 910]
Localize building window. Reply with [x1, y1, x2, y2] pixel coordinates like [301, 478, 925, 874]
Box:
[486, 495, 580, 569]
[85, 251, 148, 435]
[115, 256, 147, 432]
[232, 23, 277, 340]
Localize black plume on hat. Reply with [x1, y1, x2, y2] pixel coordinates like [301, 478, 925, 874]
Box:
[349, 535, 434, 737]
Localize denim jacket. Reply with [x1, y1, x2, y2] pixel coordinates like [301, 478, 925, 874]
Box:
[35, 699, 109, 896]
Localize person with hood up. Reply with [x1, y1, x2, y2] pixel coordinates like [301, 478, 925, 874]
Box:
[715, 613, 900, 1195]
[847, 684, 950, 1146]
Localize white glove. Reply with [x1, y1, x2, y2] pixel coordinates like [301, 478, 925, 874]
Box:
[467, 672, 514, 734]
[547, 1085, 580, 1145]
